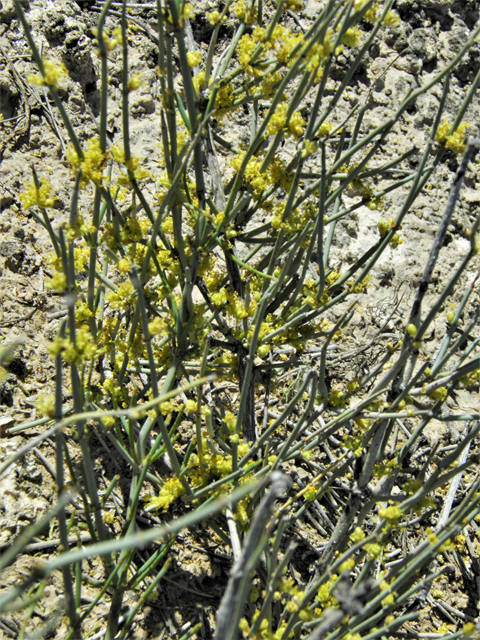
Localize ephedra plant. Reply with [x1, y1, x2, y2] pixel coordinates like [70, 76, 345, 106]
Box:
[1, 0, 480, 638]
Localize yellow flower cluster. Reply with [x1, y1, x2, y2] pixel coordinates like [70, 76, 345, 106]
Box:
[240, 616, 288, 640]
[106, 281, 135, 311]
[302, 140, 318, 158]
[344, 435, 363, 457]
[44, 253, 67, 292]
[328, 387, 346, 407]
[48, 327, 98, 365]
[211, 288, 253, 320]
[463, 623, 477, 637]
[354, 0, 381, 22]
[19, 178, 55, 209]
[34, 394, 56, 418]
[378, 217, 393, 237]
[353, 0, 400, 25]
[383, 9, 401, 26]
[378, 218, 402, 247]
[148, 317, 167, 337]
[342, 27, 362, 48]
[208, 10, 221, 25]
[436, 121, 470, 155]
[66, 138, 107, 187]
[92, 26, 122, 53]
[110, 145, 151, 185]
[237, 25, 302, 77]
[315, 574, 339, 608]
[187, 51, 202, 68]
[286, 0, 303, 12]
[121, 214, 150, 244]
[350, 526, 366, 543]
[65, 213, 97, 241]
[128, 72, 143, 92]
[378, 505, 402, 524]
[167, 2, 193, 24]
[146, 443, 253, 516]
[102, 377, 129, 405]
[237, 34, 259, 75]
[46, 272, 67, 293]
[381, 591, 396, 607]
[304, 28, 337, 80]
[145, 476, 185, 512]
[116, 258, 130, 274]
[27, 59, 67, 89]
[233, 0, 257, 24]
[274, 27, 304, 65]
[214, 82, 236, 115]
[349, 275, 372, 293]
[372, 457, 399, 479]
[271, 203, 316, 236]
[156, 171, 173, 204]
[402, 478, 422, 495]
[192, 70, 206, 93]
[365, 3, 381, 22]
[75, 300, 93, 327]
[267, 103, 306, 138]
[427, 386, 448, 401]
[230, 153, 293, 199]
[459, 368, 480, 387]
[304, 485, 317, 502]
[364, 542, 383, 558]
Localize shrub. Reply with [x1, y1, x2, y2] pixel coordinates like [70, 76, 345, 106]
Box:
[2, 0, 480, 638]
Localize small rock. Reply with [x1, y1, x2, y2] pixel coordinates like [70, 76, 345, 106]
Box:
[0, 415, 14, 437]
[0, 70, 19, 120]
[130, 91, 155, 116]
[0, 0, 29, 24]
[410, 28, 438, 63]
[0, 240, 25, 272]
[0, 211, 12, 231]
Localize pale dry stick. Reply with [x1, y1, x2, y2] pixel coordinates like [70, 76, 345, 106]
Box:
[215, 472, 291, 640]
[426, 594, 457, 625]
[0, 533, 92, 554]
[436, 423, 476, 530]
[428, 594, 476, 623]
[0, 619, 17, 639]
[394, 463, 480, 618]
[108, 2, 157, 8]
[225, 507, 242, 562]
